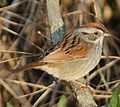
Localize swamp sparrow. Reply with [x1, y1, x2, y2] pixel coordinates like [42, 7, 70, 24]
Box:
[14, 22, 110, 81]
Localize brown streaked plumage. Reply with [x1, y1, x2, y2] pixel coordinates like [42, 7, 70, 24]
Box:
[32, 22, 108, 80]
[13, 22, 109, 81]
[43, 32, 93, 61]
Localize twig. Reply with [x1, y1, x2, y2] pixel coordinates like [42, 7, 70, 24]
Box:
[0, 17, 23, 26]
[0, 0, 28, 12]
[18, 88, 47, 99]
[99, 69, 109, 90]
[5, 10, 26, 21]
[88, 59, 119, 81]
[0, 50, 32, 55]
[5, 79, 47, 89]
[2, 26, 19, 35]
[0, 79, 18, 99]
[0, 57, 20, 64]
[63, 10, 102, 22]
[101, 55, 120, 60]
[32, 82, 55, 107]
[98, 79, 120, 88]
[93, 94, 112, 99]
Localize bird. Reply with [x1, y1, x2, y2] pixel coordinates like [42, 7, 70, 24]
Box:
[13, 22, 110, 81]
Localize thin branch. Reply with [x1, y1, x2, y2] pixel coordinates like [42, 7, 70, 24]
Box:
[88, 59, 119, 81]
[18, 89, 47, 99]
[5, 10, 26, 21]
[0, 17, 24, 26]
[0, 79, 18, 99]
[93, 94, 112, 99]
[0, 0, 28, 12]
[33, 87, 52, 107]
[101, 55, 120, 60]
[2, 26, 19, 35]
[0, 50, 32, 55]
[98, 79, 120, 88]
[5, 79, 47, 89]
[0, 57, 20, 64]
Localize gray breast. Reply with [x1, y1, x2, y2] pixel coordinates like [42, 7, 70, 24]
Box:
[61, 39, 103, 80]
[81, 38, 103, 77]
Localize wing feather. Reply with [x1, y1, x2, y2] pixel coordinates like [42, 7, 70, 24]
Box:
[43, 31, 93, 62]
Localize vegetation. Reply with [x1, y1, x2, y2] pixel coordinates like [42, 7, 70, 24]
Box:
[0, 0, 120, 107]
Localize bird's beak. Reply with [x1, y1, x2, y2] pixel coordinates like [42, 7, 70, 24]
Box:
[104, 33, 111, 37]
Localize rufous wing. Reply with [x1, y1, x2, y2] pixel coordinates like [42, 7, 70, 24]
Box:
[43, 41, 93, 62]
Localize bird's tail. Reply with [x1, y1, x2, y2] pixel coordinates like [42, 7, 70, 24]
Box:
[11, 61, 48, 73]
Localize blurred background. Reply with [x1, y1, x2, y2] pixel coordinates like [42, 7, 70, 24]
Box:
[0, 0, 120, 107]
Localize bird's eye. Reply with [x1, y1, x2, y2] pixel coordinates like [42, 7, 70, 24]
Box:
[81, 32, 88, 35]
[94, 32, 98, 35]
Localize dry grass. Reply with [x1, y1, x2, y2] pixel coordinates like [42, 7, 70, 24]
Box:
[0, 0, 120, 107]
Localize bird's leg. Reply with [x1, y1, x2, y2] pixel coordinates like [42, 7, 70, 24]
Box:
[73, 80, 88, 91]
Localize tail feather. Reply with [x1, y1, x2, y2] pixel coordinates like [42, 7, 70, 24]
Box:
[12, 61, 48, 73]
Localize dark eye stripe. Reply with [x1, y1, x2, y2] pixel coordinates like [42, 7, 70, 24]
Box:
[81, 32, 89, 35]
[94, 32, 98, 35]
